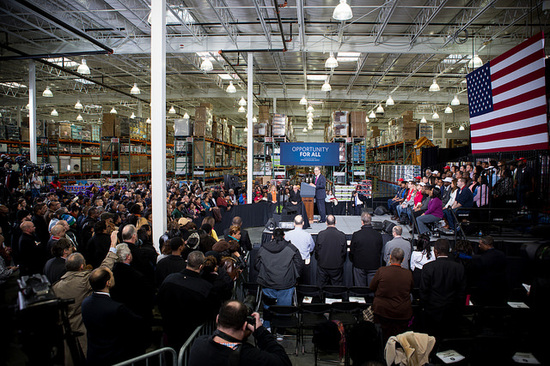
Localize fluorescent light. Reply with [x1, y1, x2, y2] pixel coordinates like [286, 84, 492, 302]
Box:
[432, 111, 440, 119]
[238, 97, 247, 106]
[75, 100, 83, 109]
[445, 106, 453, 114]
[74, 78, 94, 85]
[76, 114, 83, 121]
[321, 81, 332, 91]
[51, 109, 58, 116]
[200, 58, 213, 72]
[420, 117, 427, 123]
[169, 106, 176, 114]
[183, 112, 190, 119]
[42, 86, 53, 97]
[468, 55, 483, 69]
[451, 95, 460, 106]
[45, 57, 78, 68]
[376, 105, 384, 114]
[110, 107, 117, 114]
[130, 83, 140, 95]
[226, 81, 236, 93]
[218, 74, 233, 80]
[336, 52, 360, 62]
[459, 125, 465, 131]
[325, 52, 338, 68]
[130, 112, 136, 119]
[299, 96, 308, 105]
[77, 59, 90, 75]
[307, 105, 314, 113]
[369, 111, 376, 119]
[429, 79, 440, 92]
[333, 0, 353, 21]
[386, 95, 394, 106]
[306, 75, 328, 81]
[447, 127, 452, 134]
[238, 106, 246, 113]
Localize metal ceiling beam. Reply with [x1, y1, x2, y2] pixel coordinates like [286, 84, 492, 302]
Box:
[372, 0, 400, 45]
[205, 0, 238, 47]
[295, 0, 306, 51]
[409, 0, 449, 46]
[442, 0, 498, 47]
[252, 0, 272, 48]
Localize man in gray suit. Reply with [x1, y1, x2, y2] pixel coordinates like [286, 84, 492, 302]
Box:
[383, 226, 412, 269]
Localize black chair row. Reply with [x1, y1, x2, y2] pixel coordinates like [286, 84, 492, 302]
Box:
[296, 284, 374, 304]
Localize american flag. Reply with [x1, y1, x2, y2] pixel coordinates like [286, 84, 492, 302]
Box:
[467, 32, 548, 154]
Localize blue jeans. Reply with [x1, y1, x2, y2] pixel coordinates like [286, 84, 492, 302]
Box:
[262, 287, 295, 329]
[417, 214, 441, 234]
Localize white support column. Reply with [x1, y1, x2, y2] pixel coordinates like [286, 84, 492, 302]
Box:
[273, 97, 277, 114]
[28, 61, 37, 163]
[247, 53, 254, 204]
[137, 101, 143, 118]
[151, 0, 167, 251]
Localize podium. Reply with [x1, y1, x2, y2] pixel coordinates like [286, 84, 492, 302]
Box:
[301, 182, 315, 222]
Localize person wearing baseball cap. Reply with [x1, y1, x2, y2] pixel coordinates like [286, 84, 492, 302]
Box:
[441, 177, 454, 207]
[388, 179, 409, 219]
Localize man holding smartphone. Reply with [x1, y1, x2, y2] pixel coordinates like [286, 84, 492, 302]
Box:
[189, 300, 291, 366]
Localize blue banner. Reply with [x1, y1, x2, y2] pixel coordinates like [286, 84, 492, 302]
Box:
[280, 143, 340, 166]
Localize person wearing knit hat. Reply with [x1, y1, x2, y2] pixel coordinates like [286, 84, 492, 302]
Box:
[62, 214, 76, 226]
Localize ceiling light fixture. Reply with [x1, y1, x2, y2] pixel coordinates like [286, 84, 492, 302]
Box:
[365, 116, 369, 123]
[200, 58, 213, 72]
[168, 106, 176, 114]
[432, 111, 440, 119]
[308, 125, 313, 130]
[238, 97, 247, 106]
[325, 52, 338, 69]
[238, 106, 246, 113]
[226, 81, 236, 93]
[146, 118, 151, 124]
[42, 86, 53, 97]
[447, 127, 452, 134]
[77, 59, 91, 75]
[303, 127, 308, 132]
[130, 83, 140, 95]
[110, 107, 117, 114]
[299, 96, 308, 105]
[468, 55, 483, 69]
[445, 106, 453, 114]
[76, 114, 83, 121]
[420, 116, 427, 123]
[307, 105, 314, 113]
[386, 95, 394, 106]
[451, 95, 460, 106]
[376, 104, 384, 114]
[429, 79, 440, 92]
[244, 126, 248, 132]
[307, 117, 314, 124]
[369, 111, 376, 119]
[307, 111, 314, 118]
[252, 116, 257, 123]
[130, 112, 136, 119]
[51, 109, 58, 116]
[459, 125, 465, 131]
[321, 81, 332, 91]
[332, 0, 353, 21]
[183, 112, 190, 119]
[75, 100, 83, 109]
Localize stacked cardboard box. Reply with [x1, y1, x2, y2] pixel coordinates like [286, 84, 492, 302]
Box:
[229, 125, 236, 144]
[272, 114, 287, 137]
[91, 125, 101, 142]
[81, 126, 92, 141]
[255, 105, 271, 137]
[401, 110, 417, 141]
[59, 123, 72, 139]
[333, 111, 349, 136]
[71, 125, 82, 140]
[418, 124, 433, 140]
[194, 106, 213, 137]
[221, 119, 229, 142]
[174, 118, 192, 136]
[21, 127, 29, 141]
[194, 140, 212, 166]
[350, 111, 368, 137]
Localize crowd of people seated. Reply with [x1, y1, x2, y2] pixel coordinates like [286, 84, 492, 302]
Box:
[387, 159, 534, 236]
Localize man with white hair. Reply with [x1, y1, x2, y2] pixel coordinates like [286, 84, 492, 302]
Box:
[284, 215, 315, 283]
[383, 226, 412, 269]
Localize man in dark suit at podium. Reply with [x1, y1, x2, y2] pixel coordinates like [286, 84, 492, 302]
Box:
[310, 166, 326, 223]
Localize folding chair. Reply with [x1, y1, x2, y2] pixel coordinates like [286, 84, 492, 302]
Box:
[268, 305, 301, 356]
[300, 303, 331, 354]
[296, 284, 323, 305]
[322, 285, 349, 303]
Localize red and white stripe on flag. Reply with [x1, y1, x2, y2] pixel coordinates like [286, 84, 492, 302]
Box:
[467, 32, 548, 154]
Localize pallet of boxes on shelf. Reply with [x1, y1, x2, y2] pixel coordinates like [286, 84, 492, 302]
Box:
[272, 113, 287, 137]
[334, 184, 354, 202]
[174, 117, 192, 137]
[195, 103, 213, 138]
[333, 111, 349, 137]
[350, 111, 368, 138]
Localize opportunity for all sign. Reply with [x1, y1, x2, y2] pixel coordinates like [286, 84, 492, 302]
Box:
[279, 142, 340, 166]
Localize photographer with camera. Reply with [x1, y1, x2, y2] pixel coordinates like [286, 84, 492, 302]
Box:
[188, 300, 291, 366]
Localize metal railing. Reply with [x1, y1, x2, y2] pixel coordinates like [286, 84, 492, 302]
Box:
[113, 347, 177, 366]
[177, 320, 216, 366]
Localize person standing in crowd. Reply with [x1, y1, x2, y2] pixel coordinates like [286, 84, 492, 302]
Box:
[82, 267, 146, 366]
[155, 237, 187, 287]
[514, 157, 535, 208]
[350, 212, 383, 286]
[18, 221, 45, 276]
[255, 228, 302, 329]
[370, 247, 414, 343]
[383, 226, 412, 269]
[43, 238, 74, 284]
[472, 236, 507, 306]
[420, 239, 466, 337]
[188, 300, 291, 366]
[224, 216, 252, 252]
[310, 166, 326, 223]
[315, 215, 347, 286]
[284, 215, 315, 278]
